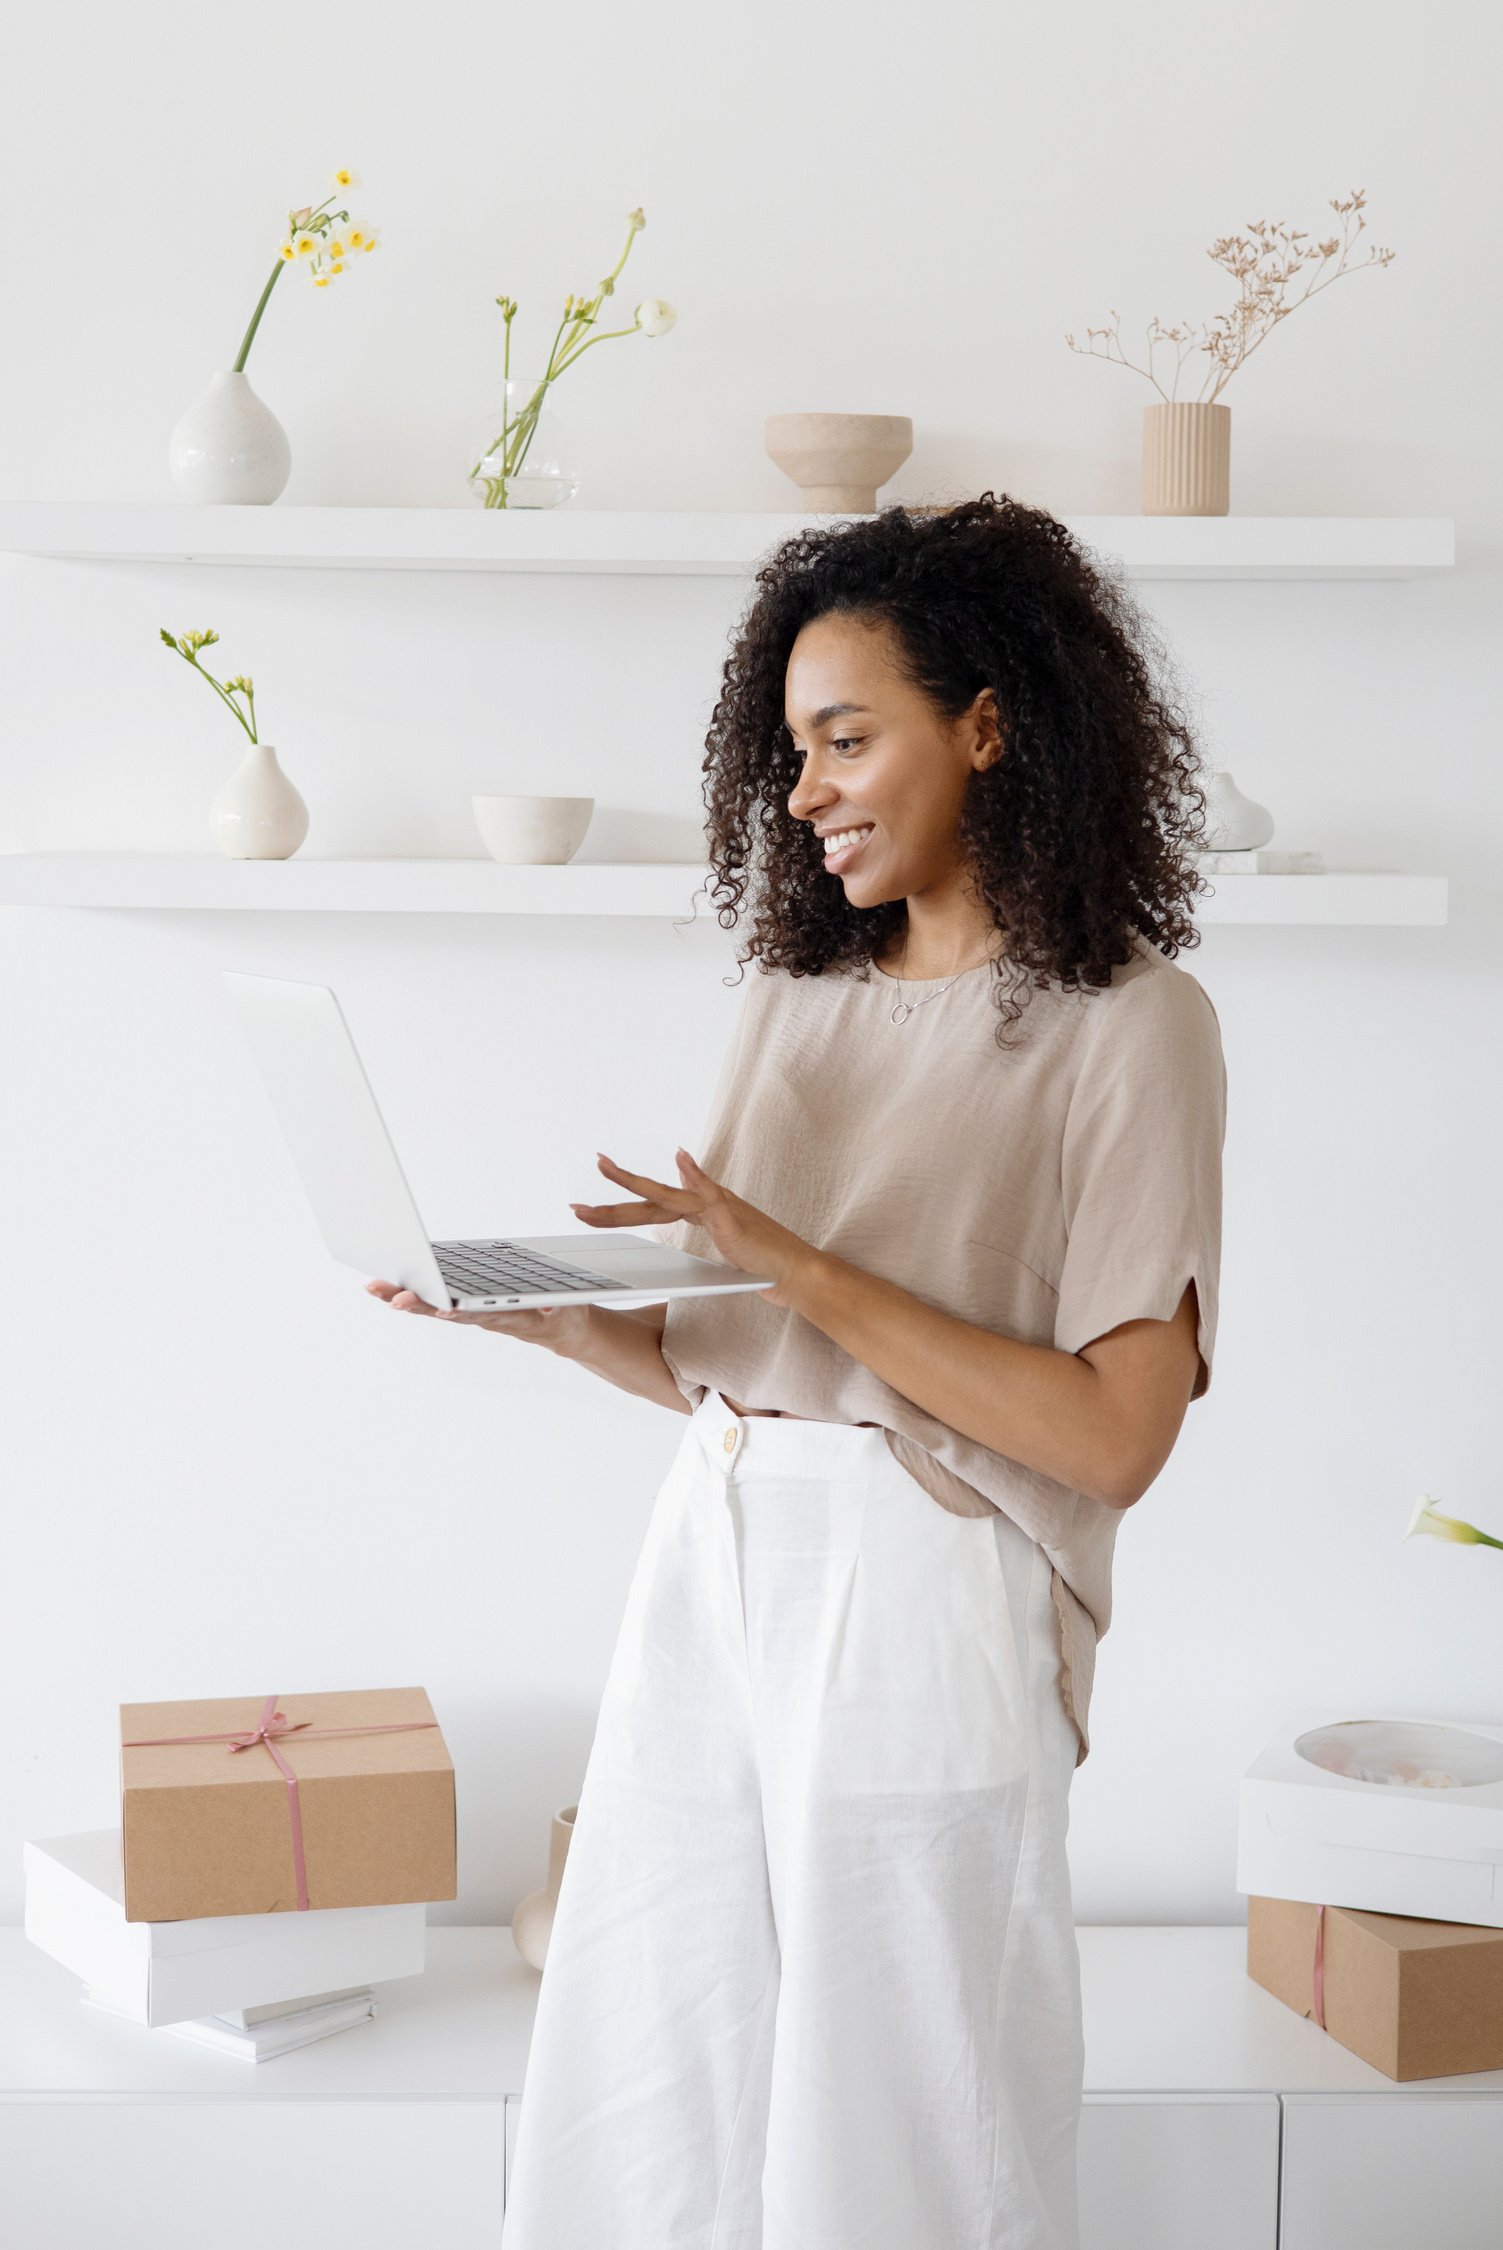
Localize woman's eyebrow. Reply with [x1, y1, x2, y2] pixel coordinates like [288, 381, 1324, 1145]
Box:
[786, 701, 873, 732]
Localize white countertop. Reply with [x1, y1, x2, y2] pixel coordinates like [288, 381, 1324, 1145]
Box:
[5, 1925, 1501, 2100]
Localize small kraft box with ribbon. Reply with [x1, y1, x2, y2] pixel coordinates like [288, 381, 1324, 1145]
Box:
[1247, 1894, 1503, 2080]
[119, 1685, 456, 1923]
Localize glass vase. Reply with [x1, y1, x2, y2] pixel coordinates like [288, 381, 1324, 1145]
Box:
[468, 374, 580, 509]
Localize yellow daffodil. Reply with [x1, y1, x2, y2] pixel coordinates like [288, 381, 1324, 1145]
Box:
[232, 176, 378, 374]
[1404, 1494, 1503, 1550]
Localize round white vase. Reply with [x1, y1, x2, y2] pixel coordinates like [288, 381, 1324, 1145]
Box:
[210, 741, 309, 859]
[1200, 770, 1274, 851]
[511, 1805, 578, 1970]
[169, 370, 291, 504]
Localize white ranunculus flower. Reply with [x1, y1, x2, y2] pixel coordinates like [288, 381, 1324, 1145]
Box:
[634, 298, 677, 336]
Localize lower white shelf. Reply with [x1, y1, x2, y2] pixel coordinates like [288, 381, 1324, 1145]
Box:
[0, 853, 1450, 924]
[3, 1925, 1500, 2250]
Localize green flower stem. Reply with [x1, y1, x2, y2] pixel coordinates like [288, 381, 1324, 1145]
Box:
[233, 260, 286, 373]
[171, 647, 258, 742]
[469, 214, 643, 505]
[554, 320, 642, 368]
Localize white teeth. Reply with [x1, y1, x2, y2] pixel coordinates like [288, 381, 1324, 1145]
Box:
[824, 825, 874, 852]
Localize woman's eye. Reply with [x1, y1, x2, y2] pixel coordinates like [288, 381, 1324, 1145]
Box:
[831, 738, 862, 755]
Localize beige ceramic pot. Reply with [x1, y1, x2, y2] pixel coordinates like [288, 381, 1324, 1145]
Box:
[764, 412, 913, 511]
[511, 1804, 577, 1970]
[1141, 402, 1230, 516]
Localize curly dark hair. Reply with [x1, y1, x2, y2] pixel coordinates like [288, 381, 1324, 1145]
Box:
[689, 491, 1211, 1047]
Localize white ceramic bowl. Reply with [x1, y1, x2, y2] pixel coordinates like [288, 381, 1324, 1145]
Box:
[472, 795, 594, 865]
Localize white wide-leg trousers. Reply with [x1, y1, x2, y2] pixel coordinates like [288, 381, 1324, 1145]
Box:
[501, 1386, 1084, 2250]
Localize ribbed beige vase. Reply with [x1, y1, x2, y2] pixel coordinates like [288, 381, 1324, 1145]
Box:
[1141, 402, 1230, 516]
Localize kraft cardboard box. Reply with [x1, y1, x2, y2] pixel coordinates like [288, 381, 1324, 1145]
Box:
[120, 1684, 456, 1922]
[1247, 1893, 1503, 2080]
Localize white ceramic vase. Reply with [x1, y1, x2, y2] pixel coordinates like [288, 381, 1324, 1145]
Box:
[210, 741, 309, 859]
[1200, 770, 1274, 851]
[169, 370, 291, 505]
[511, 1805, 577, 1970]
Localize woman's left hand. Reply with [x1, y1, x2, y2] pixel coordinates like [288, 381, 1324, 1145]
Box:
[570, 1150, 814, 1308]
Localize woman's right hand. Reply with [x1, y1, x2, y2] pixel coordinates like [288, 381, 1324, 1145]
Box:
[364, 1278, 590, 1356]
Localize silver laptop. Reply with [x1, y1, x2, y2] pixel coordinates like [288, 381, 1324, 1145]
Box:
[222, 971, 776, 1313]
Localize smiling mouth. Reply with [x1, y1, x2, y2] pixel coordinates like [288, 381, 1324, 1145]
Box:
[822, 824, 876, 872]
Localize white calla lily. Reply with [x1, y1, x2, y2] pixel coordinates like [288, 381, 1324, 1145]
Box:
[1403, 1494, 1503, 1549]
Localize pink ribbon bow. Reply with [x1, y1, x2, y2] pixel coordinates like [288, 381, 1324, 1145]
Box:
[122, 1692, 440, 1912]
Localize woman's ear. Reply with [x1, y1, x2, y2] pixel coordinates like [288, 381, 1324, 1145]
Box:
[971, 687, 1008, 771]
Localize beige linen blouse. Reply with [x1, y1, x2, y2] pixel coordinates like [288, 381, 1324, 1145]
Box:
[647, 936, 1227, 1767]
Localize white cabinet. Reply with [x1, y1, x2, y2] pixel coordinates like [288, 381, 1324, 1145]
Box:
[0, 2103, 506, 2250]
[1079, 2094, 1281, 2250]
[5, 1925, 1502, 2247]
[1279, 2096, 1503, 2250]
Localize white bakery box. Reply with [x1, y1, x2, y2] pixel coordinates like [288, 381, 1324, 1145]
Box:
[24, 1828, 428, 2027]
[1237, 1707, 1503, 1927]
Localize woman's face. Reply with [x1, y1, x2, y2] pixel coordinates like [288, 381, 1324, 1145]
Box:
[783, 611, 1001, 903]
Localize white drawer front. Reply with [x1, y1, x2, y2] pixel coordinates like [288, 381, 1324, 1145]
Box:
[1081, 2094, 1280, 2250]
[0, 2101, 507, 2250]
[1280, 2095, 1503, 2250]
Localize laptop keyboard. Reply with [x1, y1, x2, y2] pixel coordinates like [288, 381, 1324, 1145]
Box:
[432, 1239, 627, 1298]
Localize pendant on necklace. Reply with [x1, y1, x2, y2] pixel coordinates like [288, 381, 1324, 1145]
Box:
[890, 1000, 912, 1024]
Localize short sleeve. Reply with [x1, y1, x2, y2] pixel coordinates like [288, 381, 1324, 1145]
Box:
[1054, 963, 1226, 1399]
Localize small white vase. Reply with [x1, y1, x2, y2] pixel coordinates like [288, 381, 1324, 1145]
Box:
[512, 1805, 578, 1970]
[169, 370, 291, 504]
[1200, 770, 1274, 851]
[210, 741, 309, 859]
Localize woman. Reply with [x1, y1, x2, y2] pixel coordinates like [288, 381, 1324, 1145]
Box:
[371, 492, 1227, 2248]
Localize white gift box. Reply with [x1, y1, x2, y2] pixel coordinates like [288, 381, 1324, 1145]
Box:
[24, 1828, 427, 2027]
[1236, 1706, 1503, 1928]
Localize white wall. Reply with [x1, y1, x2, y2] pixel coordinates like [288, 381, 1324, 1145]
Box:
[2, 0, 1499, 1928]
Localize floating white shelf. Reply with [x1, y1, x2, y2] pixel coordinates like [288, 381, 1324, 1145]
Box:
[0, 505, 1457, 579]
[0, 854, 1449, 924]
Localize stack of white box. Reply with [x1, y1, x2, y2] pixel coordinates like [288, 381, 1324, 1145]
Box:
[24, 1829, 427, 2061]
